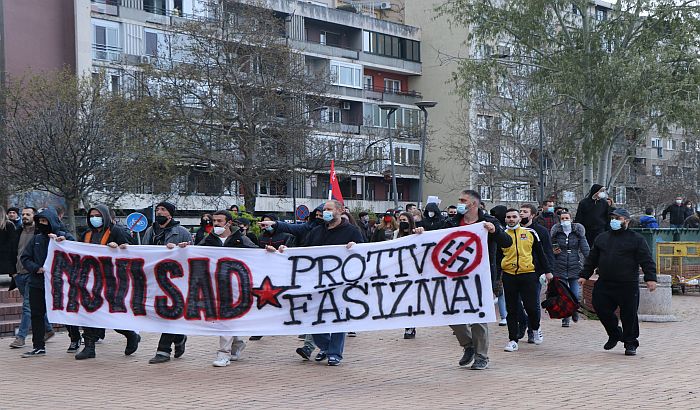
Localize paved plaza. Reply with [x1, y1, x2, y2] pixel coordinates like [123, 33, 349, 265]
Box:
[0, 295, 698, 409]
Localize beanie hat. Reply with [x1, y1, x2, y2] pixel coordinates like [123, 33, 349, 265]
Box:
[156, 201, 176, 217]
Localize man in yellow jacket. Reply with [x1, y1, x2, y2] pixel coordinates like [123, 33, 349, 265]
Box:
[501, 209, 553, 352]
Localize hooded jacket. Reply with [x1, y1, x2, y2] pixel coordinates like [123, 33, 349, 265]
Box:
[421, 203, 445, 231]
[580, 228, 657, 283]
[550, 222, 590, 279]
[80, 205, 134, 246]
[275, 203, 325, 243]
[662, 203, 690, 225]
[21, 207, 76, 288]
[258, 215, 296, 249]
[0, 220, 18, 274]
[574, 184, 610, 234]
[142, 217, 192, 246]
[639, 215, 659, 229]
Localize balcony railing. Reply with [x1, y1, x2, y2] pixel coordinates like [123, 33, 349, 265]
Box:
[363, 85, 422, 99]
[93, 0, 216, 21]
[92, 44, 122, 62]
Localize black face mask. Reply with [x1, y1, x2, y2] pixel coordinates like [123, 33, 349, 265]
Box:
[37, 223, 51, 235]
[201, 218, 211, 226]
[155, 215, 169, 225]
[521, 217, 530, 225]
[399, 221, 410, 231]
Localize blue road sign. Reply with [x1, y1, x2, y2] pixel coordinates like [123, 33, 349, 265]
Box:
[295, 205, 310, 221]
[126, 212, 149, 233]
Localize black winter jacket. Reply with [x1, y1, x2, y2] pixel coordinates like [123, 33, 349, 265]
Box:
[304, 219, 364, 247]
[21, 208, 76, 288]
[527, 222, 555, 275]
[200, 227, 258, 248]
[421, 203, 445, 231]
[574, 184, 610, 234]
[550, 223, 590, 279]
[442, 210, 512, 292]
[0, 223, 18, 274]
[580, 228, 657, 283]
[662, 204, 691, 225]
[258, 229, 296, 249]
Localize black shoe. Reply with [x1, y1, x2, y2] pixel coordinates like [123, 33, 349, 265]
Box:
[149, 354, 170, 364]
[22, 348, 46, 358]
[314, 351, 327, 362]
[403, 328, 416, 339]
[572, 311, 579, 322]
[327, 357, 341, 366]
[527, 330, 535, 344]
[67, 339, 81, 353]
[249, 336, 263, 341]
[470, 357, 489, 370]
[348, 332, 357, 337]
[604, 338, 618, 350]
[624, 344, 637, 356]
[75, 342, 96, 360]
[459, 347, 475, 367]
[174, 335, 187, 358]
[124, 333, 141, 356]
[517, 327, 526, 341]
[296, 346, 313, 360]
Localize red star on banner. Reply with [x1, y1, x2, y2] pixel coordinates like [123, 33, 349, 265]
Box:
[251, 276, 289, 309]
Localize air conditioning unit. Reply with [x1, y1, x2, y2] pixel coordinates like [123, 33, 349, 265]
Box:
[379, 2, 392, 10]
[341, 101, 351, 110]
[140, 55, 152, 64]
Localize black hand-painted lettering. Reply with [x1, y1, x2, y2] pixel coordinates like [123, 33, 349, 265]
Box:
[414, 277, 450, 315]
[388, 280, 413, 318]
[341, 253, 366, 282]
[366, 249, 392, 280]
[288, 255, 316, 287]
[450, 276, 476, 313]
[102, 257, 127, 313]
[127, 259, 147, 315]
[408, 242, 437, 274]
[216, 259, 253, 320]
[342, 283, 369, 320]
[315, 256, 344, 289]
[185, 258, 217, 320]
[154, 260, 185, 319]
[283, 293, 312, 325]
[50, 251, 81, 311]
[78, 256, 104, 312]
[371, 281, 390, 319]
[313, 288, 346, 325]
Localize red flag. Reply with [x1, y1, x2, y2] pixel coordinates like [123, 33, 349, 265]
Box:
[329, 160, 344, 204]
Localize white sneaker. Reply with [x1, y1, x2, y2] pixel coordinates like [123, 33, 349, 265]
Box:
[498, 318, 507, 326]
[504, 341, 518, 352]
[231, 341, 246, 361]
[533, 329, 543, 345]
[212, 353, 231, 367]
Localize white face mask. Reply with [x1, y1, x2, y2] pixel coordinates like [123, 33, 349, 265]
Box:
[597, 191, 607, 199]
[213, 226, 226, 236]
[506, 224, 519, 230]
[561, 220, 572, 230]
[428, 212, 435, 218]
[676, 200, 683, 205]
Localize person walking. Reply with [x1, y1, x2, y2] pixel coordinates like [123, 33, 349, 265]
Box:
[535, 200, 559, 231]
[0, 207, 18, 279]
[550, 210, 590, 327]
[500, 209, 552, 353]
[396, 212, 419, 339]
[20, 207, 75, 357]
[73, 205, 140, 360]
[441, 190, 512, 370]
[662, 196, 688, 228]
[489, 205, 508, 326]
[575, 184, 610, 247]
[579, 208, 657, 356]
[141, 202, 192, 364]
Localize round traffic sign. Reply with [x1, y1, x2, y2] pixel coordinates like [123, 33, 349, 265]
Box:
[295, 205, 310, 221]
[126, 212, 149, 233]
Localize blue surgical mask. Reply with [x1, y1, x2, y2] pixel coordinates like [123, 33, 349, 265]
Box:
[547, 207, 554, 213]
[265, 226, 274, 232]
[90, 216, 103, 228]
[610, 219, 622, 231]
[561, 220, 572, 229]
[322, 211, 334, 222]
[456, 204, 468, 214]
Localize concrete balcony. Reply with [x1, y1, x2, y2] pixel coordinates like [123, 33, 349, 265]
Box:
[288, 39, 359, 60]
[315, 122, 362, 135]
[327, 84, 364, 99]
[363, 85, 422, 105]
[360, 52, 421, 75]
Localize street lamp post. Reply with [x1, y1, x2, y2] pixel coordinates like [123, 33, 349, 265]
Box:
[415, 101, 437, 210]
[379, 103, 400, 209]
[538, 116, 545, 204]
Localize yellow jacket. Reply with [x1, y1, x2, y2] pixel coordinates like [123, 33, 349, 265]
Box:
[501, 226, 541, 275]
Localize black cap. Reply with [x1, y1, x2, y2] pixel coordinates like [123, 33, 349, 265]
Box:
[155, 201, 176, 216]
[611, 208, 631, 219]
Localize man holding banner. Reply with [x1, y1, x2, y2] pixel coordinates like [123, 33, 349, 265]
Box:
[441, 190, 512, 370]
[295, 199, 363, 366]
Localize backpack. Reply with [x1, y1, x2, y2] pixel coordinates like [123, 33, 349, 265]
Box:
[541, 277, 579, 319]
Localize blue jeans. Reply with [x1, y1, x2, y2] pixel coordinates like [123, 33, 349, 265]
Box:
[497, 293, 507, 319]
[312, 333, 346, 361]
[14, 274, 52, 339]
[565, 277, 581, 301]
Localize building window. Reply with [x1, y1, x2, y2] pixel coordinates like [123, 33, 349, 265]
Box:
[477, 150, 492, 166]
[258, 178, 288, 196]
[93, 19, 121, 61]
[384, 79, 401, 93]
[144, 30, 160, 57]
[476, 114, 501, 131]
[362, 31, 420, 62]
[364, 75, 373, 90]
[479, 185, 492, 201]
[110, 75, 120, 94]
[614, 186, 626, 205]
[651, 138, 661, 148]
[653, 165, 662, 176]
[666, 139, 676, 150]
[330, 61, 362, 89]
[322, 106, 342, 123]
[501, 182, 532, 202]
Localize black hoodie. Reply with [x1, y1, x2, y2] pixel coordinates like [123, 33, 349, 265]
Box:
[21, 207, 76, 288]
[81, 205, 134, 246]
[421, 203, 445, 231]
[574, 184, 610, 234]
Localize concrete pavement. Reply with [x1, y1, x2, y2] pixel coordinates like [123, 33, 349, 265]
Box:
[0, 296, 698, 409]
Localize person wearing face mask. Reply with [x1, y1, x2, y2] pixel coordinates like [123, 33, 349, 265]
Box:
[257, 214, 295, 250]
[575, 184, 611, 247]
[200, 210, 257, 367]
[357, 211, 371, 241]
[235, 218, 260, 247]
[273, 200, 364, 366]
[20, 207, 76, 357]
[534, 200, 559, 231]
[140, 201, 192, 364]
[550, 211, 590, 327]
[500, 209, 552, 353]
[662, 196, 689, 228]
[421, 202, 445, 231]
[395, 212, 419, 339]
[371, 211, 399, 242]
[258, 204, 324, 246]
[446, 205, 458, 218]
[579, 208, 657, 356]
[72, 205, 140, 360]
[194, 213, 214, 245]
[440, 190, 512, 370]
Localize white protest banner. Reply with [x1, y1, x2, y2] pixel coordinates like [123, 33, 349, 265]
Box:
[43, 225, 495, 336]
